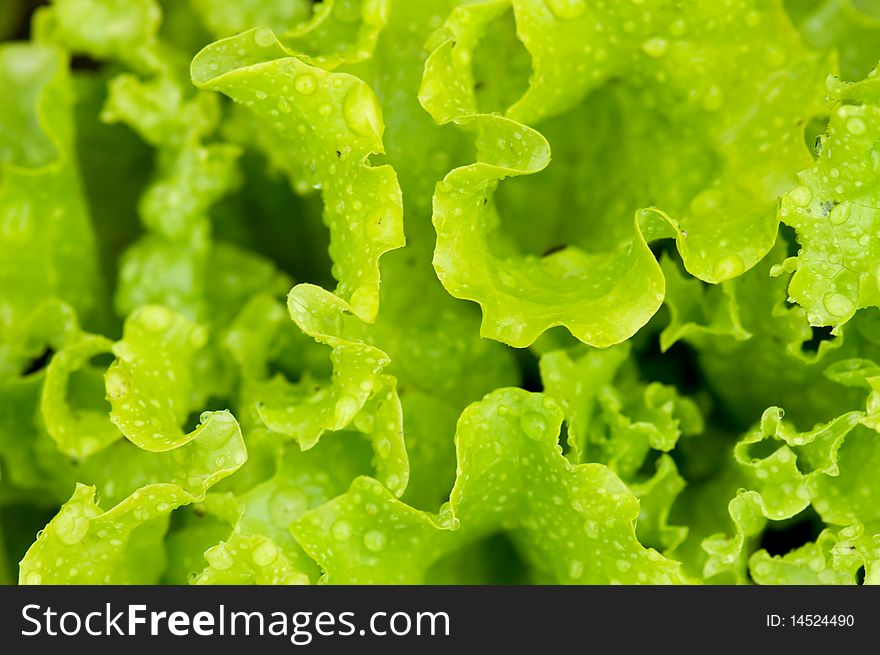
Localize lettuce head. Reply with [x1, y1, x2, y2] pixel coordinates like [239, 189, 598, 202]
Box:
[1, 0, 880, 585]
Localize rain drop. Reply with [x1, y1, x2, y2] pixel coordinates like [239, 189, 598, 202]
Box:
[823, 293, 854, 318]
[252, 540, 278, 567]
[294, 74, 317, 95]
[335, 395, 360, 419]
[713, 254, 744, 280]
[642, 37, 669, 58]
[253, 28, 275, 48]
[846, 117, 866, 136]
[55, 508, 90, 545]
[789, 185, 812, 207]
[206, 544, 234, 570]
[519, 411, 547, 440]
[343, 84, 383, 140]
[363, 530, 386, 552]
[105, 369, 129, 400]
[828, 203, 850, 226]
[332, 520, 352, 541]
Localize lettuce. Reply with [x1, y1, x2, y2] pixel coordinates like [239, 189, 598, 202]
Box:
[2, 0, 880, 586]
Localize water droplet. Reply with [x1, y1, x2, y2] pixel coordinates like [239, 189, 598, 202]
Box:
[545, 0, 586, 19]
[194, 414, 235, 449]
[847, 117, 866, 136]
[520, 411, 547, 440]
[713, 254, 744, 280]
[343, 84, 383, 140]
[294, 74, 316, 95]
[332, 520, 352, 541]
[105, 369, 129, 400]
[385, 473, 401, 491]
[584, 520, 599, 538]
[438, 503, 461, 529]
[372, 439, 391, 460]
[823, 293, 854, 318]
[25, 571, 42, 585]
[252, 539, 278, 566]
[363, 530, 386, 552]
[55, 507, 90, 545]
[840, 525, 860, 539]
[828, 203, 850, 225]
[642, 37, 669, 58]
[789, 185, 812, 207]
[206, 544, 234, 570]
[253, 28, 275, 48]
[335, 395, 360, 419]
[277, 97, 291, 113]
[569, 560, 584, 579]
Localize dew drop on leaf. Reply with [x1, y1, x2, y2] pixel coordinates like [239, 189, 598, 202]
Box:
[294, 74, 317, 96]
[363, 530, 386, 552]
[520, 411, 548, 440]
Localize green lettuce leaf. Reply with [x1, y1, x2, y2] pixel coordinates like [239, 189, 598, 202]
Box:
[19, 410, 246, 584]
[0, 43, 103, 372]
[191, 27, 404, 322]
[293, 389, 689, 584]
[420, 0, 828, 348]
[750, 522, 880, 584]
[6, 0, 880, 589]
[41, 331, 119, 459]
[777, 70, 880, 329]
[106, 305, 211, 452]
